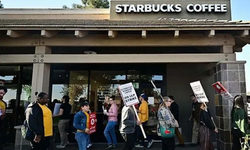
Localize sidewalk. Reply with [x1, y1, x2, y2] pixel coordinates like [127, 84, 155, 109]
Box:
[3, 143, 199, 150]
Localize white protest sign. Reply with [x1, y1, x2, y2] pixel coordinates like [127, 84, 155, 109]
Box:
[190, 81, 209, 103]
[118, 83, 139, 106]
[148, 97, 154, 105]
[53, 103, 62, 115]
[118, 83, 146, 139]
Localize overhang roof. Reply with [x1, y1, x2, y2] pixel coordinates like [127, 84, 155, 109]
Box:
[0, 18, 250, 28]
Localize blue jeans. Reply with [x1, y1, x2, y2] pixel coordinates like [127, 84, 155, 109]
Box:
[75, 132, 88, 150]
[104, 121, 117, 145]
[87, 135, 91, 145]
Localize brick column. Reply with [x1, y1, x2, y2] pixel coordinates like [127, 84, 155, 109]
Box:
[214, 61, 246, 150]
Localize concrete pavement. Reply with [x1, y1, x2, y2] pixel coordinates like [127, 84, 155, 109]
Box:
[3, 143, 200, 150]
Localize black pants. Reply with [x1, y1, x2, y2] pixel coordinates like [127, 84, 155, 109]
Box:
[232, 134, 242, 150]
[0, 125, 4, 150]
[123, 133, 136, 150]
[162, 137, 175, 150]
[30, 137, 50, 150]
[137, 121, 152, 147]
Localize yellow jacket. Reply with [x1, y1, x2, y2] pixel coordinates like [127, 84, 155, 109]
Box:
[138, 100, 148, 123]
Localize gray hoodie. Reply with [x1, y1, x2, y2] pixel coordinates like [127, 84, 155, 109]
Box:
[119, 106, 137, 134]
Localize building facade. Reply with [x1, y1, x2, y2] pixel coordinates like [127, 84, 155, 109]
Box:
[0, 0, 250, 149]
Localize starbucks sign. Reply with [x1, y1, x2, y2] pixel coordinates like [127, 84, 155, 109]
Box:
[116, 4, 227, 13]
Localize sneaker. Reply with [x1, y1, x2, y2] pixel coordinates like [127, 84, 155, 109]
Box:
[87, 143, 92, 149]
[112, 145, 116, 148]
[147, 139, 154, 148]
[56, 145, 66, 148]
[135, 144, 144, 148]
[105, 144, 113, 149]
[65, 141, 70, 146]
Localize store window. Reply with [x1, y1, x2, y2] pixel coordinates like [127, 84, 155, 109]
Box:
[90, 71, 126, 112]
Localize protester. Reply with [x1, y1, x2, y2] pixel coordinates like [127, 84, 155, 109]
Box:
[103, 96, 118, 149]
[231, 95, 249, 150]
[120, 105, 141, 150]
[54, 95, 72, 148]
[73, 100, 90, 150]
[158, 96, 179, 150]
[199, 103, 218, 150]
[0, 86, 7, 150]
[189, 94, 201, 146]
[25, 92, 53, 150]
[169, 95, 185, 147]
[135, 93, 153, 148]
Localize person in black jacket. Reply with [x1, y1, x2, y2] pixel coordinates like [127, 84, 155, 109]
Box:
[199, 103, 218, 150]
[25, 92, 53, 150]
[169, 95, 185, 147]
[0, 86, 7, 150]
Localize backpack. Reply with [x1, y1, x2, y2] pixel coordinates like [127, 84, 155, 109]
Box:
[21, 119, 35, 141]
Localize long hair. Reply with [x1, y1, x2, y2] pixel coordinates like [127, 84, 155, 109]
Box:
[159, 96, 171, 108]
[231, 95, 246, 122]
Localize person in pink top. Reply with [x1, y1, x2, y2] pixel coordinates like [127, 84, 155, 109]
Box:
[103, 96, 118, 149]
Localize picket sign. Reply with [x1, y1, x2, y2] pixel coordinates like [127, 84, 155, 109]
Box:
[212, 81, 233, 103]
[150, 80, 164, 101]
[89, 112, 97, 134]
[190, 81, 209, 103]
[118, 82, 147, 139]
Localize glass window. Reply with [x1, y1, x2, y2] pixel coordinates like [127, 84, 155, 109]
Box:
[90, 71, 126, 112]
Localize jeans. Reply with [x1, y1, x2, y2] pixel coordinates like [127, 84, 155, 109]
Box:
[104, 121, 117, 145]
[87, 135, 91, 145]
[58, 119, 70, 145]
[75, 132, 88, 150]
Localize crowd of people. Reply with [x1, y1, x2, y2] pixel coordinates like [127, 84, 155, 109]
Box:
[0, 85, 249, 150]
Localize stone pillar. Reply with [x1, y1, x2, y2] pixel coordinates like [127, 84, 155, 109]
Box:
[214, 61, 246, 150]
[30, 46, 51, 102]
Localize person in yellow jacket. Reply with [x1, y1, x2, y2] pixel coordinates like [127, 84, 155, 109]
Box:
[135, 94, 153, 148]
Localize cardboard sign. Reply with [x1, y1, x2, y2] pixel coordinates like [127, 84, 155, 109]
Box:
[212, 81, 233, 102]
[53, 103, 61, 115]
[89, 112, 97, 134]
[212, 82, 227, 94]
[190, 81, 209, 103]
[118, 83, 139, 106]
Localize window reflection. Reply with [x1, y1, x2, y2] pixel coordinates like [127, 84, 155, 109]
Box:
[90, 71, 126, 112]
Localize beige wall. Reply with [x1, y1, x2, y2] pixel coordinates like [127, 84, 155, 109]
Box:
[0, 9, 110, 20]
[110, 0, 231, 20]
[166, 63, 216, 142]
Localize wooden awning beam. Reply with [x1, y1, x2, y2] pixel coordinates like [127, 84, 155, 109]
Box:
[207, 30, 215, 37]
[6, 30, 27, 38]
[240, 30, 249, 37]
[74, 30, 89, 38]
[174, 30, 179, 38]
[142, 30, 147, 38]
[108, 30, 117, 38]
[41, 30, 58, 38]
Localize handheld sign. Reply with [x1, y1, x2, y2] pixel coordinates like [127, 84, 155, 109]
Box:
[118, 83, 139, 106]
[89, 112, 97, 134]
[53, 103, 61, 115]
[212, 81, 233, 103]
[118, 83, 146, 139]
[190, 81, 209, 103]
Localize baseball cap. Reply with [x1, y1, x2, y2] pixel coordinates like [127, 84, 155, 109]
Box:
[140, 93, 146, 100]
[80, 100, 89, 107]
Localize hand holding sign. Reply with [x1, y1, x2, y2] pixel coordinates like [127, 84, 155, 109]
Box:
[190, 81, 209, 103]
[118, 83, 147, 139]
